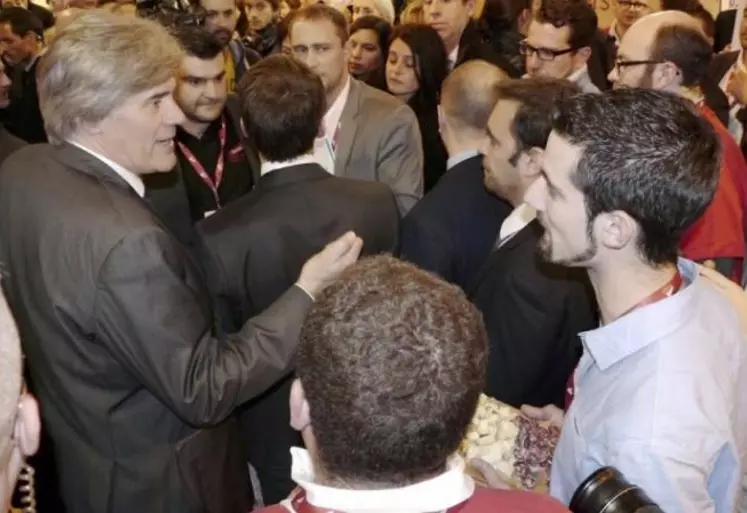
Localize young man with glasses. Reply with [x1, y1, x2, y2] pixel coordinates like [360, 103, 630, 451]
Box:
[610, 11, 746, 282]
[521, 0, 599, 93]
[607, 0, 661, 46]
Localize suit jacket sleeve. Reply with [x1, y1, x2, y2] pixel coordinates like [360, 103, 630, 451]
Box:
[484, 270, 572, 407]
[376, 104, 424, 215]
[95, 226, 312, 427]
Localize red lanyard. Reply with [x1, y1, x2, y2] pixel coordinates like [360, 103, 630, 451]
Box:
[286, 488, 467, 513]
[177, 116, 227, 208]
[565, 271, 684, 410]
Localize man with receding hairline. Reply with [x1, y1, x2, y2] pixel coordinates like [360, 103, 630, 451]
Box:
[400, 60, 513, 291]
[610, 11, 747, 282]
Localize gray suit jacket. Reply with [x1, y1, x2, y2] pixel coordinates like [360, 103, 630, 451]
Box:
[334, 78, 424, 214]
[0, 143, 313, 513]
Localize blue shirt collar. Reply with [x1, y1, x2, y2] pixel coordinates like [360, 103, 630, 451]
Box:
[581, 258, 701, 371]
[446, 150, 480, 171]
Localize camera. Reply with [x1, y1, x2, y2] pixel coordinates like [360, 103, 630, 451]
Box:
[570, 467, 664, 513]
[136, 0, 206, 28]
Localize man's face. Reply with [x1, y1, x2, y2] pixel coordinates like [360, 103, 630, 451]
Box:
[0, 23, 35, 67]
[0, 60, 11, 108]
[291, 18, 347, 96]
[202, 0, 239, 46]
[481, 99, 522, 199]
[525, 131, 597, 266]
[524, 21, 584, 80]
[613, 0, 660, 31]
[95, 79, 186, 174]
[175, 54, 227, 124]
[740, 11, 747, 49]
[245, 0, 276, 32]
[608, 24, 656, 89]
[423, 0, 473, 52]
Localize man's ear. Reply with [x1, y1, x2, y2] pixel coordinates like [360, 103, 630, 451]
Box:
[289, 379, 311, 432]
[520, 146, 544, 180]
[14, 394, 40, 458]
[653, 61, 681, 91]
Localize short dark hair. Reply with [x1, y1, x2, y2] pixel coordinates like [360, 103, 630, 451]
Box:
[649, 24, 712, 87]
[0, 6, 43, 39]
[288, 4, 349, 44]
[171, 25, 224, 60]
[534, 0, 597, 49]
[236, 54, 325, 162]
[298, 256, 488, 485]
[350, 15, 392, 54]
[495, 77, 581, 156]
[551, 89, 720, 265]
[389, 24, 447, 109]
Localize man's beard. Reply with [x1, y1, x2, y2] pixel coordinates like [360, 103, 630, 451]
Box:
[538, 221, 598, 267]
[184, 103, 224, 124]
[213, 29, 233, 46]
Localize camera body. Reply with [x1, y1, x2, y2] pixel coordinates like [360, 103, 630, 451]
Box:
[135, 0, 206, 28]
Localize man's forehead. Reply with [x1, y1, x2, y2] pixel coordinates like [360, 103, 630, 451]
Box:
[291, 19, 338, 41]
[526, 20, 571, 46]
[202, 0, 235, 10]
[181, 54, 225, 75]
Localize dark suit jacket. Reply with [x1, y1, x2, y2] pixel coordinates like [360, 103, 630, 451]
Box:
[400, 154, 512, 292]
[196, 162, 399, 504]
[334, 78, 424, 214]
[710, 50, 740, 83]
[456, 21, 522, 78]
[588, 30, 616, 91]
[29, 2, 55, 29]
[5, 57, 46, 143]
[469, 220, 597, 409]
[0, 143, 313, 513]
[715, 9, 737, 53]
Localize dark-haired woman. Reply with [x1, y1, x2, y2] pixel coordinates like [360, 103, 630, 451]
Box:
[348, 15, 391, 91]
[386, 24, 448, 192]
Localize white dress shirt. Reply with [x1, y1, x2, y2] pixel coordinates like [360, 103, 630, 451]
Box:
[447, 45, 460, 72]
[260, 154, 319, 176]
[313, 76, 352, 175]
[496, 203, 536, 248]
[282, 448, 474, 513]
[68, 141, 145, 197]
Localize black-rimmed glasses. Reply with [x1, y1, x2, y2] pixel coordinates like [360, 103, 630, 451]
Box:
[519, 40, 576, 62]
[614, 58, 663, 72]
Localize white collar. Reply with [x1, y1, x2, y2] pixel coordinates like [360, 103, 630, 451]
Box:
[498, 202, 536, 245]
[567, 64, 588, 84]
[286, 448, 474, 513]
[446, 149, 480, 170]
[67, 141, 145, 197]
[261, 154, 319, 176]
[448, 45, 459, 71]
[323, 76, 352, 140]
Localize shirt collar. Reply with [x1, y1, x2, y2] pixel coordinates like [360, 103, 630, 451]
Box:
[498, 203, 536, 243]
[261, 154, 319, 176]
[67, 141, 146, 197]
[287, 448, 474, 513]
[580, 258, 699, 371]
[448, 45, 459, 71]
[323, 76, 352, 140]
[446, 149, 480, 170]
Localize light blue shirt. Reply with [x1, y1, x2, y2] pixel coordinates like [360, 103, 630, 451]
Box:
[446, 150, 480, 171]
[551, 259, 747, 513]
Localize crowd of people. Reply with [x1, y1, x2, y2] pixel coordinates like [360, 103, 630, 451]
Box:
[0, 0, 746, 512]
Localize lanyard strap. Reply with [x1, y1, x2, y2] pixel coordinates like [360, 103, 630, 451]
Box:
[177, 115, 227, 208]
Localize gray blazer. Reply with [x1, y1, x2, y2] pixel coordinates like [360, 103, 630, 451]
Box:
[334, 78, 424, 214]
[0, 143, 313, 513]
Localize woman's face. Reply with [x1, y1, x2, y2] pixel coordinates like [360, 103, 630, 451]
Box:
[347, 28, 383, 76]
[386, 38, 419, 100]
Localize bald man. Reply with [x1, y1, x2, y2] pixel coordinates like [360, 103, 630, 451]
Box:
[610, 11, 747, 283]
[400, 60, 513, 292]
[0, 286, 40, 511]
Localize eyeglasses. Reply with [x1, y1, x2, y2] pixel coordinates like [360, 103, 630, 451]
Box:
[519, 40, 575, 62]
[617, 0, 650, 10]
[614, 58, 663, 72]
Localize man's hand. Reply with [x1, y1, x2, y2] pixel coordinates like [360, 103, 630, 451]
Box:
[296, 232, 363, 298]
[727, 67, 747, 105]
[520, 404, 565, 429]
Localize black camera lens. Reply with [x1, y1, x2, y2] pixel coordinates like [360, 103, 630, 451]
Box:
[569, 467, 664, 513]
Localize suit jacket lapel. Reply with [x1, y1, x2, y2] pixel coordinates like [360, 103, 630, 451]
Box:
[53, 142, 136, 195]
[333, 78, 361, 176]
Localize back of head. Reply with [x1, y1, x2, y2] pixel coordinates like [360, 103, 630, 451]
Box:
[37, 9, 183, 142]
[237, 54, 325, 163]
[649, 18, 712, 87]
[533, 0, 597, 49]
[0, 285, 22, 473]
[551, 89, 719, 265]
[496, 77, 581, 151]
[441, 59, 509, 131]
[0, 6, 44, 38]
[390, 24, 447, 105]
[289, 3, 349, 43]
[171, 25, 224, 60]
[298, 256, 487, 485]
[53, 7, 82, 32]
